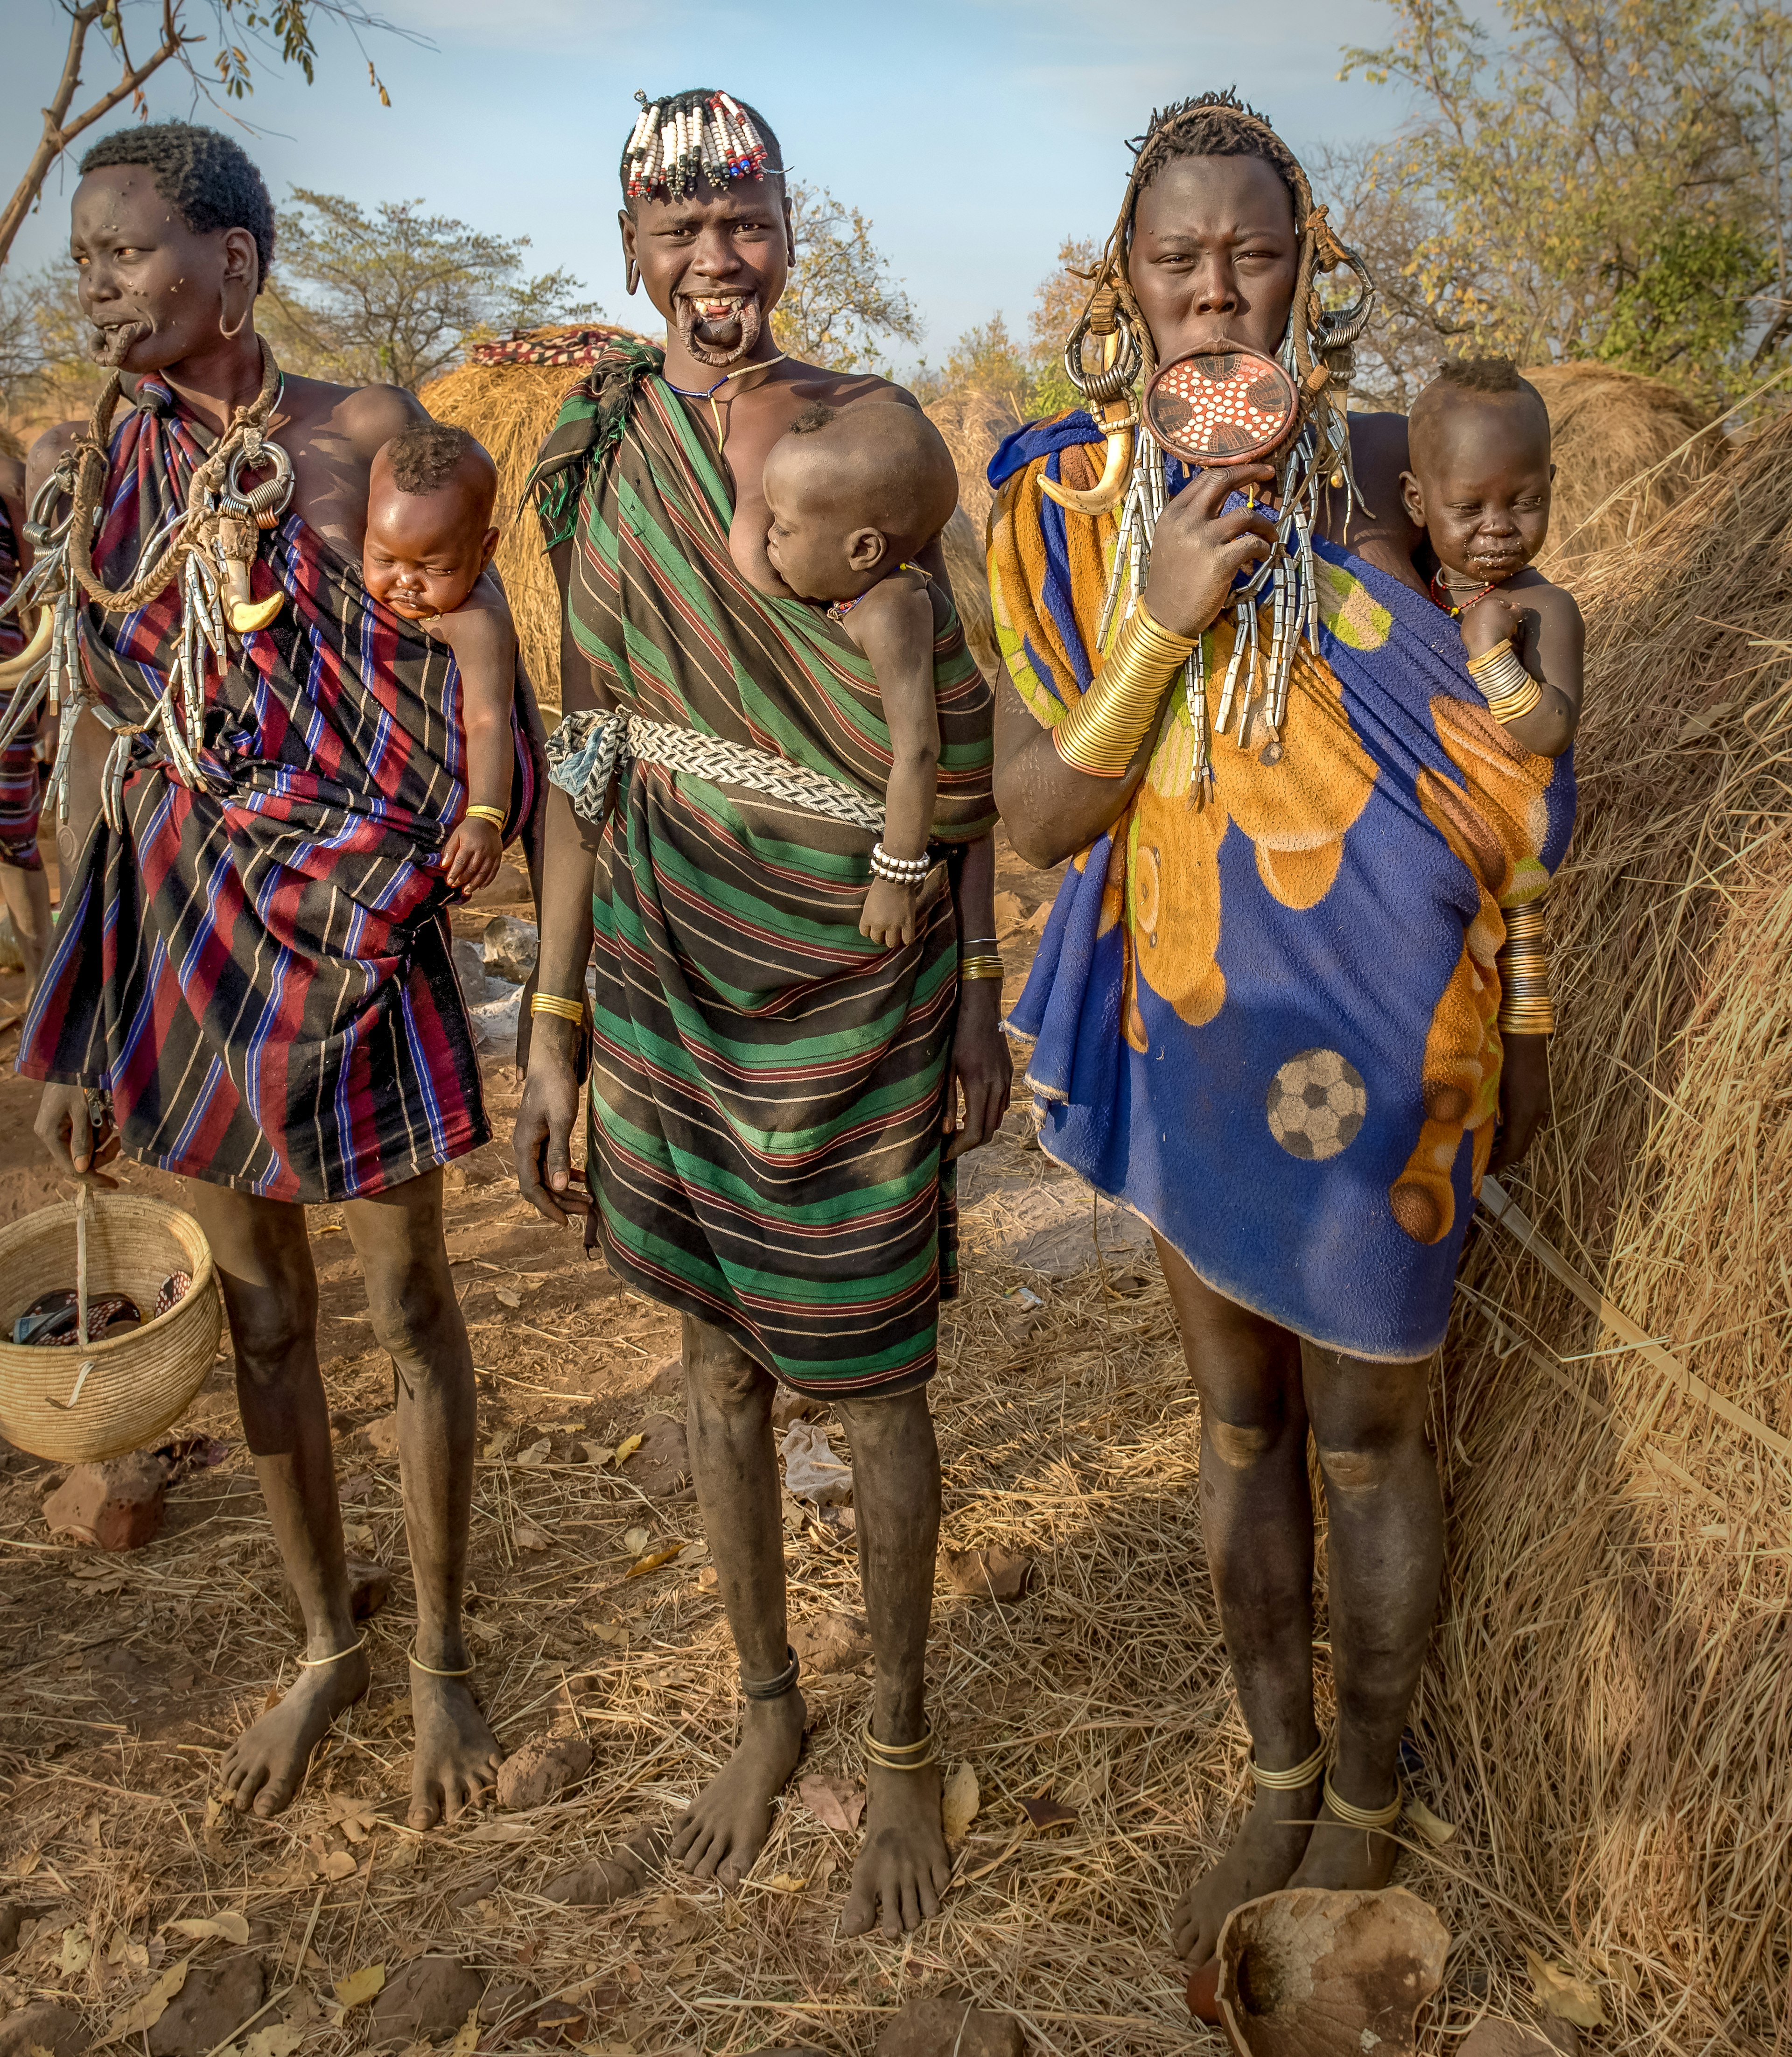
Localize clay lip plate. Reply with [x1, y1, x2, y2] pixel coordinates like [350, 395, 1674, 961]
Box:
[1145, 348, 1299, 467]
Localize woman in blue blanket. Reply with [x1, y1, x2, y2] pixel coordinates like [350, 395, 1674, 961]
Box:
[988, 92, 1575, 1970]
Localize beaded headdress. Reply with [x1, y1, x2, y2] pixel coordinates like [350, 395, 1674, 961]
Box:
[621, 88, 775, 203]
[1053, 91, 1376, 795]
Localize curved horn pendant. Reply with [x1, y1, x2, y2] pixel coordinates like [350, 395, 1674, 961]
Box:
[1041, 399, 1135, 519]
[0, 609, 52, 691]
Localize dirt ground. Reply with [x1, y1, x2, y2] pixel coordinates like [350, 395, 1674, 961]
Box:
[0, 835, 1505, 2057]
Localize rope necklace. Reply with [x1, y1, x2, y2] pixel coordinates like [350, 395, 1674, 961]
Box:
[665, 352, 787, 451]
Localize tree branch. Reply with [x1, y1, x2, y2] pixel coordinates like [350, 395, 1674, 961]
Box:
[0, 0, 189, 271]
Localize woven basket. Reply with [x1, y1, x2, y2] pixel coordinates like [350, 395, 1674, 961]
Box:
[0, 1192, 222, 1464]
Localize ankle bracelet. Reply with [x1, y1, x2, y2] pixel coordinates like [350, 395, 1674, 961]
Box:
[408, 1643, 476, 1678]
[296, 1630, 369, 1670]
[1322, 1769, 1402, 1831]
[861, 1718, 938, 1772]
[741, 1645, 800, 1700]
[1248, 1737, 1327, 1791]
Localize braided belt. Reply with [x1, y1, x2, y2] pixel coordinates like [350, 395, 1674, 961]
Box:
[545, 708, 883, 833]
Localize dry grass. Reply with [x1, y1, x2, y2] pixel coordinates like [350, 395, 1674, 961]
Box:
[0, 1185, 1617, 2057]
[1424, 405, 1792, 2046]
[925, 387, 1025, 542]
[1526, 362, 1728, 571]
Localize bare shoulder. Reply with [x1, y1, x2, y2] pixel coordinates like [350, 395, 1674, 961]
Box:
[1511, 568, 1584, 630]
[26, 420, 84, 503]
[0, 448, 23, 505]
[281, 373, 426, 461]
[784, 360, 917, 412]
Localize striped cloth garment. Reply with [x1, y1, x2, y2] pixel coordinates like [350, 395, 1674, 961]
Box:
[530, 339, 995, 1396]
[0, 496, 43, 871]
[18, 378, 535, 1201]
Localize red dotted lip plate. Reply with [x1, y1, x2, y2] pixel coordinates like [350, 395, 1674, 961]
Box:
[1144, 348, 1299, 466]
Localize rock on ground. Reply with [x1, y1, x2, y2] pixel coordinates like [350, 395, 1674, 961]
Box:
[941, 1545, 1036, 1603]
[790, 1610, 872, 1676]
[496, 1732, 593, 1811]
[0, 2003, 86, 2057]
[644, 1355, 683, 1402]
[483, 914, 539, 986]
[451, 936, 494, 1006]
[147, 1959, 265, 2057]
[368, 1956, 484, 2044]
[478, 1978, 537, 2027]
[42, 1452, 168, 1551]
[359, 1411, 401, 1458]
[542, 1826, 666, 1907]
[770, 1387, 820, 1430]
[620, 1413, 689, 1497]
[1463, 2026, 1575, 2057]
[875, 1992, 1025, 2057]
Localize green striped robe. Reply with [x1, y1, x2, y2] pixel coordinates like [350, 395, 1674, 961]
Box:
[532, 342, 995, 1394]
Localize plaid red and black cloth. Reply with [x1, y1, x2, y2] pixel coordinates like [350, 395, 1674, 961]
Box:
[0, 496, 44, 872]
[18, 379, 535, 1201]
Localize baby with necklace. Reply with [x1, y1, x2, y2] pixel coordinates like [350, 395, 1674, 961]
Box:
[362, 422, 518, 893]
[730, 400, 960, 947]
[1399, 357, 1582, 758]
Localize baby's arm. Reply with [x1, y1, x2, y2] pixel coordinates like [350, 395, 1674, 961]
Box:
[1459, 578, 1583, 758]
[427, 572, 518, 891]
[840, 572, 941, 948]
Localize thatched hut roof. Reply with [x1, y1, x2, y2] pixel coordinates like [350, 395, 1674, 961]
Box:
[1523, 360, 1727, 569]
[1431, 407, 1792, 2032]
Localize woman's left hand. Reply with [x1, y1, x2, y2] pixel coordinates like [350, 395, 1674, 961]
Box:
[943, 979, 1013, 1161]
[1488, 1032, 1551, 1173]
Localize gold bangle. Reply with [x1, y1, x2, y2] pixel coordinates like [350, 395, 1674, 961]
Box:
[296, 1630, 369, 1670]
[1498, 899, 1554, 1033]
[861, 1717, 939, 1772]
[1249, 1738, 1328, 1791]
[1322, 1770, 1401, 1832]
[462, 803, 507, 828]
[959, 954, 1005, 982]
[530, 992, 584, 1022]
[1466, 639, 1543, 724]
[1052, 598, 1197, 778]
[408, 1643, 475, 1678]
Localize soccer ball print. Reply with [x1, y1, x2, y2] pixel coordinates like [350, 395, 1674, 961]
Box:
[1265, 1048, 1367, 1162]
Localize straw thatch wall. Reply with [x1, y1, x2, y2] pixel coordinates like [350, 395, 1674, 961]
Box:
[1524, 361, 1727, 571]
[420, 358, 1001, 707]
[1424, 410, 1792, 2043]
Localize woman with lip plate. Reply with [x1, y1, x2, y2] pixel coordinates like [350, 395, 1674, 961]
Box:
[987, 91, 1576, 1977]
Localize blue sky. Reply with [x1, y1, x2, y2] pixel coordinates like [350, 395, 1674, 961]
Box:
[5, 0, 1406, 368]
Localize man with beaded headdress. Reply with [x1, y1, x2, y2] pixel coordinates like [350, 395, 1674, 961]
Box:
[988, 91, 1575, 1970]
[512, 88, 1008, 1935]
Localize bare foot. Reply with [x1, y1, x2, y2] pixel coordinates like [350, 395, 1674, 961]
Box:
[671, 1690, 806, 1886]
[408, 1670, 504, 1829]
[1286, 1779, 1400, 1896]
[840, 1761, 952, 1938]
[220, 1643, 371, 1818]
[1171, 1771, 1321, 1966]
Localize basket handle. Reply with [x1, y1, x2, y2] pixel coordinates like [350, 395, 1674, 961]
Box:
[75, 1181, 90, 1350]
[49, 1359, 96, 1412]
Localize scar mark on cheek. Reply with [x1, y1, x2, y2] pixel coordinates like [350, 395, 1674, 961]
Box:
[1206, 1420, 1276, 1467]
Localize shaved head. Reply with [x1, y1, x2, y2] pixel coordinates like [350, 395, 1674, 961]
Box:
[775, 403, 958, 556]
[1408, 358, 1550, 473]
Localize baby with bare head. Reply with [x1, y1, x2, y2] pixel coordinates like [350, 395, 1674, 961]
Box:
[364, 423, 518, 891]
[1400, 358, 1582, 758]
[731, 401, 959, 946]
